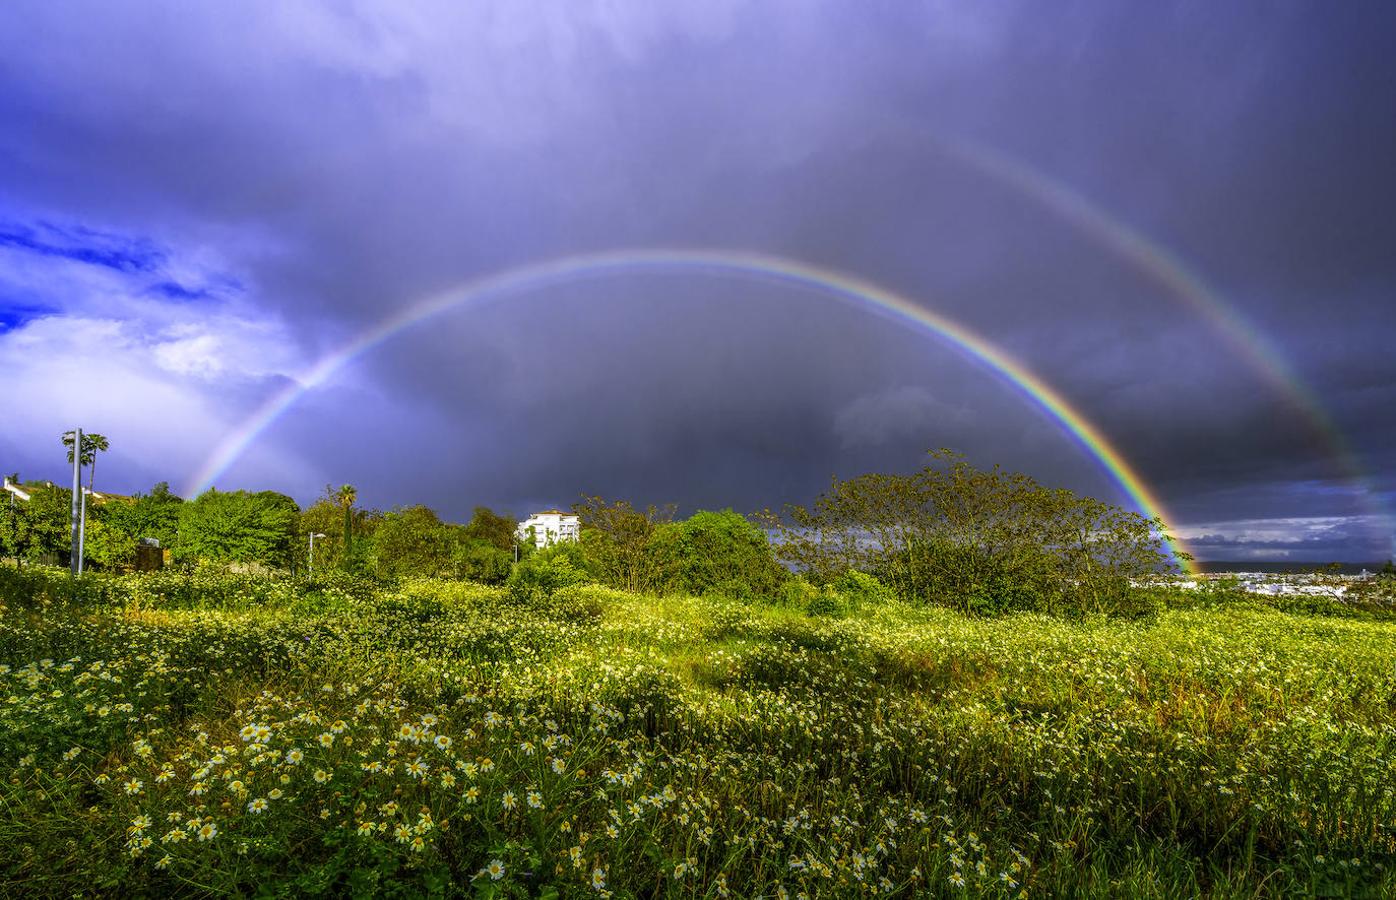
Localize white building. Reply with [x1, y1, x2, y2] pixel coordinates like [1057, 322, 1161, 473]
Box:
[517, 509, 580, 548]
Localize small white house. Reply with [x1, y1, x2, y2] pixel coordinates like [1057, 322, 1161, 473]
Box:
[517, 509, 580, 548]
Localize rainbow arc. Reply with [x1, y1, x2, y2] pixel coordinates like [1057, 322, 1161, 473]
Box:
[186, 249, 1197, 572]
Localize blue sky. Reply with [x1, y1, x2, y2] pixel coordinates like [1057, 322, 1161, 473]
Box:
[1, 1, 1393, 560]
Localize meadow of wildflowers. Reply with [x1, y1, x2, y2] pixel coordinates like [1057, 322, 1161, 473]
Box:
[2, 566, 1394, 897]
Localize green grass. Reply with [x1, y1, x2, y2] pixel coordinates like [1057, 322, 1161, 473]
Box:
[2, 566, 1394, 897]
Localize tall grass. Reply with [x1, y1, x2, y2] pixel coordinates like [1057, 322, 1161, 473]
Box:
[1, 565, 1394, 897]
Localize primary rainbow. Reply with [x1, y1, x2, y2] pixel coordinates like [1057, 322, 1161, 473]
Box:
[187, 249, 1197, 572]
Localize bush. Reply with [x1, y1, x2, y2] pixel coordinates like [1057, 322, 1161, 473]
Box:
[805, 589, 851, 618]
[776, 577, 821, 609]
[646, 509, 787, 599]
[507, 543, 591, 603]
[831, 569, 893, 608]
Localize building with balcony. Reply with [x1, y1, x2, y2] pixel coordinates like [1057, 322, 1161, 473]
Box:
[516, 509, 580, 548]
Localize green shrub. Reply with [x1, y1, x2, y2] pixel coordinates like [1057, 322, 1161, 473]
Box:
[646, 509, 787, 599]
[804, 589, 851, 618]
[506, 544, 590, 603]
[831, 569, 893, 607]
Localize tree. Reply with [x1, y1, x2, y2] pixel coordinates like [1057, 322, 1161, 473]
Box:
[463, 506, 516, 552]
[363, 504, 513, 583]
[573, 495, 675, 593]
[451, 537, 513, 584]
[83, 513, 137, 569]
[0, 482, 71, 565]
[127, 482, 184, 549]
[96, 482, 184, 568]
[367, 505, 457, 579]
[175, 489, 299, 568]
[62, 432, 110, 491]
[647, 509, 788, 599]
[104, 483, 181, 544]
[336, 484, 357, 561]
[507, 541, 591, 603]
[762, 450, 1177, 616]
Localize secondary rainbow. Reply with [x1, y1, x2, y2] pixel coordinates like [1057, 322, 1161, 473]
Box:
[935, 136, 1394, 547]
[187, 249, 1197, 572]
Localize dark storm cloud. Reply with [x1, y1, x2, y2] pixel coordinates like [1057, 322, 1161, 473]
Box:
[1, 1, 1393, 559]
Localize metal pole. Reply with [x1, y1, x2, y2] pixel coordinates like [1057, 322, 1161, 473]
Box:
[69, 428, 82, 576]
[308, 533, 325, 576]
[78, 486, 87, 575]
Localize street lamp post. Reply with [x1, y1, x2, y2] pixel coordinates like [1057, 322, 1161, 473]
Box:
[69, 428, 82, 576]
[308, 533, 327, 575]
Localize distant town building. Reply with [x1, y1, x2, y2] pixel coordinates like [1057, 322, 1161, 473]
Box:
[517, 509, 580, 548]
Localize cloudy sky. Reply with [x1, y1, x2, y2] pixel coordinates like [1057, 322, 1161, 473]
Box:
[2, 1, 1393, 561]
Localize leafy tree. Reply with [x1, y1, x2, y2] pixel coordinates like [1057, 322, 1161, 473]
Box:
[175, 489, 299, 568]
[831, 569, 894, 607]
[368, 505, 457, 579]
[762, 450, 1177, 616]
[62, 431, 110, 496]
[82, 513, 137, 569]
[117, 482, 184, 549]
[92, 483, 183, 570]
[647, 509, 788, 599]
[363, 504, 513, 583]
[0, 482, 71, 565]
[573, 495, 675, 593]
[463, 506, 517, 553]
[62, 431, 99, 468]
[451, 537, 513, 585]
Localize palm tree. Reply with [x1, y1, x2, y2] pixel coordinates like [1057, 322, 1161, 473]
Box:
[62, 430, 89, 467]
[336, 484, 357, 557]
[85, 433, 109, 496]
[62, 431, 109, 490]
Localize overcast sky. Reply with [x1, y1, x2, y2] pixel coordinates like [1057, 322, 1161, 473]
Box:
[2, 1, 1393, 561]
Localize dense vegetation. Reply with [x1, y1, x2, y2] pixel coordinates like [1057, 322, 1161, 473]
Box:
[4, 451, 1196, 618]
[5, 446, 1393, 895]
[2, 565, 1394, 897]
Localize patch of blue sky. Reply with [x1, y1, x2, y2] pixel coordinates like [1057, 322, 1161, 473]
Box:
[146, 280, 211, 301]
[0, 219, 165, 273]
[0, 299, 57, 330]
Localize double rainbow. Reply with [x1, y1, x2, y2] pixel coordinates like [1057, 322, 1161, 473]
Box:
[937, 136, 1392, 551]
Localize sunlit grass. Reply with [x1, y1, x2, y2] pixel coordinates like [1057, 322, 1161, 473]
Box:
[2, 566, 1394, 896]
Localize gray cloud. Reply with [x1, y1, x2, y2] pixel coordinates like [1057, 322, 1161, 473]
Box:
[1, 1, 1392, 560]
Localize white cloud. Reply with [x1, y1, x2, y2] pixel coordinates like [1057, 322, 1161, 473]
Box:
[0, 229, 317, 495]
[1173, 515, 1385, 543]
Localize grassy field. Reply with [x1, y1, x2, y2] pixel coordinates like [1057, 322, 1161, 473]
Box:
[2, 567, 1395, 897]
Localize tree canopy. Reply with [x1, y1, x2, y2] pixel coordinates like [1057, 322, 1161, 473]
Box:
[175, 489, 299, 568]
[761, 450, 1178, 615]
[647, 509, 787, 599]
